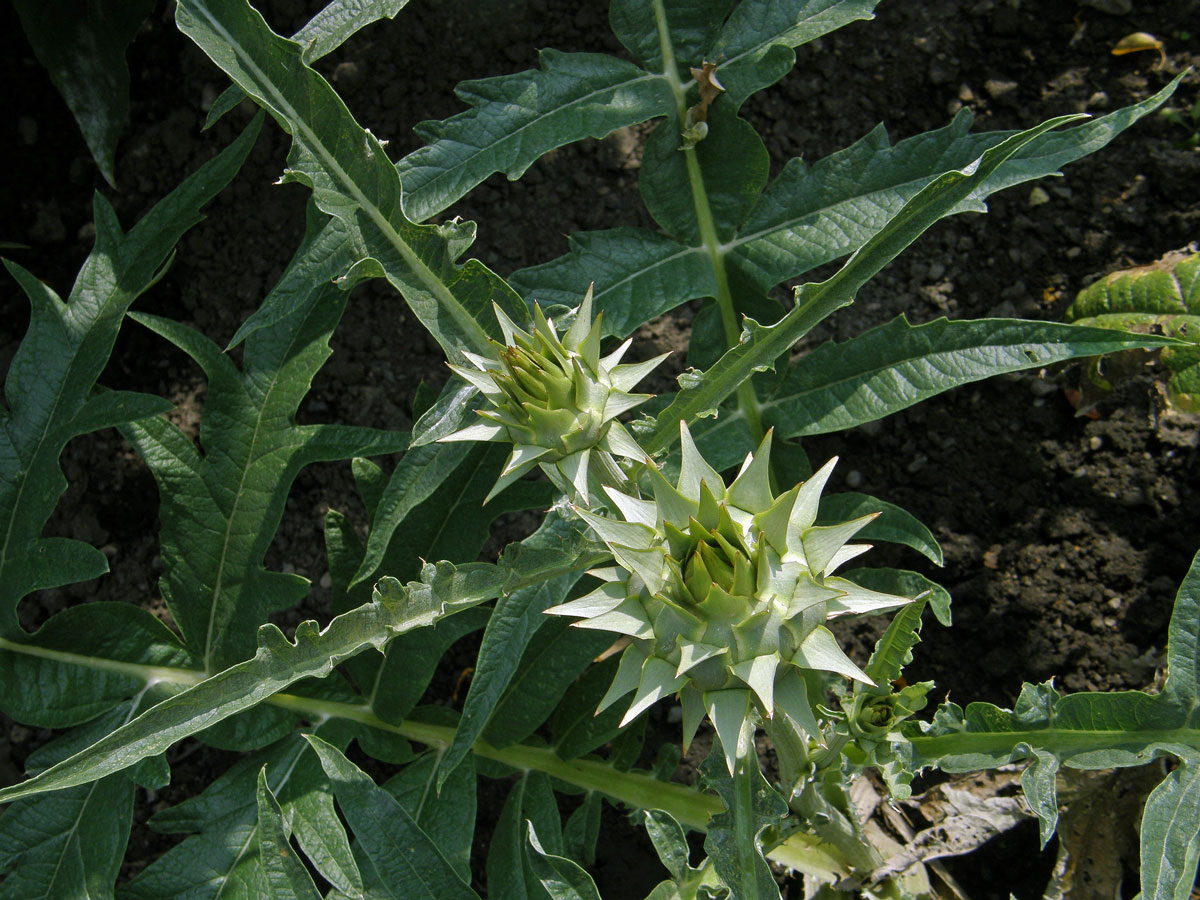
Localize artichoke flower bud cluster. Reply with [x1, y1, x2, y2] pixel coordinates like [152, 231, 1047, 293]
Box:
[439, 288, 667, 503]
[547, 423, 915, 772]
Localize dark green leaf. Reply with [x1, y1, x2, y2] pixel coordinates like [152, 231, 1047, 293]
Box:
[400, 52, 671, 222]
[763, 314, 1180, 438]
[381, 753, 476, 881]
[0, 118, 259, 639]
[483, 619, 613, 749]
[440, 570, 581, 787]
[177, 0, 528, 363]
[256, 768, 323, 900]
[206, 0, 413, 129]
[508, 228, 715, 339]
[818, 491, 942, 566]
[525, 822, 603, 900]
[12, 0, 155, 185]
[306, 735, 481, 900]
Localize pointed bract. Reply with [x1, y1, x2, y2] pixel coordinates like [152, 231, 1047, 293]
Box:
[621, 657, 685, 726]
[794, 627, 873, 684]
[705, 689, 754, 774]
[597, 644, 646, 714]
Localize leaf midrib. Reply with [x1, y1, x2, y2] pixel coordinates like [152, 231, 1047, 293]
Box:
[210, 739, 307, 900]
[403, 68, 667, 217]
[184, 0, 492, 357]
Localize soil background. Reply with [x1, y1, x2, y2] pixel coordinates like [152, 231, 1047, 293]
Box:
[2, 0, 1200, 897]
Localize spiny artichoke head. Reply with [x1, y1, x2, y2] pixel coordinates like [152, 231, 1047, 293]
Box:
[547, 422, 915, 771]
[439, 287, 667, 503]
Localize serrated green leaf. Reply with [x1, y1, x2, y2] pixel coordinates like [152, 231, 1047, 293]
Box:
[399, 51, 671, 222]
[381, 753, 476, 881]
[483, 620, 613, 749]
[761, 314, 1180, 438]
[206, 0, 412, 129]
[818, 492, 942, 566]
[641, 110, 1156, 453]
[710, 0, 879, 106]
[306, 735, 481, 900]
[0, 704, 147, 900]
[289, 773, 364, 899]
[349, 442, 475, 588]
[909, 548, 1200, 774]
[0, 602, 196, 728]
[508, 228, 716, 339]
[440, 568, 582, 787]
[0, 117, 259, 640]
[1139, 757, 1200, 900]
[12, 0, 155, 185]
[860, 594, 928, 689]
[124, 293, 408, 674]
[0, 508, 604, 806]
[122, 729, 350, 900]
[730, 79, 1183, 295]
[177, 0, 528, 363]
[0, 567, 495, 805]
[256, 768, 323, 900]
[525, 822, 603, 900]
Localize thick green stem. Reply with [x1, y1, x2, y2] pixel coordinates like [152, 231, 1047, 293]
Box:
[733, 732, 764, 900]
[650, 0, 764, 443]
[792, 780, 882, 875]
[0, 634, 850, 879]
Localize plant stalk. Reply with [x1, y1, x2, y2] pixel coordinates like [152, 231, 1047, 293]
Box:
[650, 0, 764, 443]
[733, 731, 765, 900]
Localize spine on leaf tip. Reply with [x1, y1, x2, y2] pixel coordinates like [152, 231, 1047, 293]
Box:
[439, 285, 668, 503]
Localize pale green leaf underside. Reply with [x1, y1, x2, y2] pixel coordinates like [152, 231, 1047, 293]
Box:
[1139, 758, 1200, 900]
[0, 515, 604, 805]
[910, 547, 1200, 773]
[0, 571, 491, 806]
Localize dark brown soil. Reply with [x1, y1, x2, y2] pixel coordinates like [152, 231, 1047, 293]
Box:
[3, 0, 1199, 897]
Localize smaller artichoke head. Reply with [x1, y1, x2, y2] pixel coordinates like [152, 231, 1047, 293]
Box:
[439, 287, 667, 503]
[547, 422, 916, 772]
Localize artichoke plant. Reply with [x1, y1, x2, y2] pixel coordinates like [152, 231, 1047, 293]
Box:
[440, 288, 667, 502]
[547, 423, 916, 771]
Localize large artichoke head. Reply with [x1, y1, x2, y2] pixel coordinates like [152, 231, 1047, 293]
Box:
[547, 422, 915, 771]
[440, 287, 666, 503]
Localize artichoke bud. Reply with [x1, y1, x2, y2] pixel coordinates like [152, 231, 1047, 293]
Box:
[547, 421, 917, 773]
[439, 286, 669, 503]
